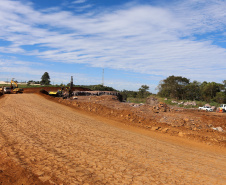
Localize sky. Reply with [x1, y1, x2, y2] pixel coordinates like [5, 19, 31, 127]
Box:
[0, 0, 226, 92]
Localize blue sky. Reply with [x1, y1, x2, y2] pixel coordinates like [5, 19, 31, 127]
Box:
[0, 0, 226, 92]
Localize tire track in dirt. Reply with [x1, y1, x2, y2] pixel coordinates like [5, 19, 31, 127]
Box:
[0, 94, 226, 184]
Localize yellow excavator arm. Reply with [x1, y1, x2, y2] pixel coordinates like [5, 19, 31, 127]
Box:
[10, 79, 23, 93]
[10, 80, 18, 89]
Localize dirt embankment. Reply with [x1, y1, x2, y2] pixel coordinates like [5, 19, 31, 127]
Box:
[0, 94, 226, 185]
[39, 93, 226, 147]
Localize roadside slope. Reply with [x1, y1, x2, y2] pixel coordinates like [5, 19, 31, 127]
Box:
[0, 94, 225, 184]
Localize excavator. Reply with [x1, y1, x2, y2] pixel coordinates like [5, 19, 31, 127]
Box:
[10, 79, 23, 93]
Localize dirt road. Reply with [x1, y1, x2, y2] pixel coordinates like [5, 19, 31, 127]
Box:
[0, 94, 226, 184]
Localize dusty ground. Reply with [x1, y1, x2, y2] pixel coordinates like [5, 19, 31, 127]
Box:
[0, 93, 226, 184]
[45, 94, 226, 147]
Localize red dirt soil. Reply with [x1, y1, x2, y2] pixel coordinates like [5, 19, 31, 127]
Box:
[37, 91, 226, 147]
[0, 88, 225, 184]
[3, 87, 226, 147]
[0, 151, 52, 185]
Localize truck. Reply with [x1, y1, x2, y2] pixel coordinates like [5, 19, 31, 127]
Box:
[198, 106, 213, 112]
[219, 104, 226, 112]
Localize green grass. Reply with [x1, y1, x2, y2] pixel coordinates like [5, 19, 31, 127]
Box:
[126, 97, 146, 104]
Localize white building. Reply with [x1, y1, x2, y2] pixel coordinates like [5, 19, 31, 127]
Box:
[0, 81, 9, 84]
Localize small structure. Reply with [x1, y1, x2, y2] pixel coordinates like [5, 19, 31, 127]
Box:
[0, 81, 9, 84]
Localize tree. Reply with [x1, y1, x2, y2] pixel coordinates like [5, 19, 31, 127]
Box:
[223, 80, 226, 94]
[41, 72, 50, 85]
[138, 85, 150, 98]
[185, 80, 201, 100]
[215, 92, 226, 104]
[200, 82, 223, 101]
[157, 76, 190, 99]
[120, 90, 138, 101]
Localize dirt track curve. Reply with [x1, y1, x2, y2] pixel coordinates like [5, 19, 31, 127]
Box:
[0, 94, 226, 185]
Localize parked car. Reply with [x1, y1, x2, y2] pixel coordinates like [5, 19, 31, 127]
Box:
[198, 106, 213, 112]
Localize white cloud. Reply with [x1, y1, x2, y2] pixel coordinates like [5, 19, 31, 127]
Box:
[0, 57, 44, 66]
[70, 0, 93, 11]
[74, 4, 93, 12]
[169, 0, 226, 36]
[0, 0, 226, 88]
[72, 0, 87, 4]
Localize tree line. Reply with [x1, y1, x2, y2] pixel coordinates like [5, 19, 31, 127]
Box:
[37, 72, 226, 104]
[120, 85, 151, 100]
[157, 76, 226, 103]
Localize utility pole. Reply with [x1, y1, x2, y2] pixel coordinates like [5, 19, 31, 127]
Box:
[70, 76, 73, 89]
[102, 69, 104, 86]
[69, 76, 73, 98]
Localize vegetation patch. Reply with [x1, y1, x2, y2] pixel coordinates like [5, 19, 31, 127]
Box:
[157, 75, 226, 104]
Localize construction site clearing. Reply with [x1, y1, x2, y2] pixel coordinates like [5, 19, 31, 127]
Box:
[12, 86, 225, 147]
[1, 86, 226, 146]
[0, 87, 226, 184]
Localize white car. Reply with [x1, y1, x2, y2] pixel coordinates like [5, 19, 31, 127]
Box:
[198, 106, 213, 112]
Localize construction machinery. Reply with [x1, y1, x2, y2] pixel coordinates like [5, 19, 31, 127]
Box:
[48, 90, 62, 97]
[0, 86, 3, 94]
[48, 76, 73, 98]
[10, 79, 23, 93]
